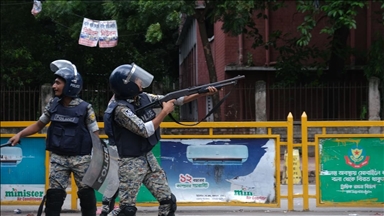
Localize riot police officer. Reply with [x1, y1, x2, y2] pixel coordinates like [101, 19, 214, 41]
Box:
[104, 63, 217, 216]
[9, 60, 99, 216]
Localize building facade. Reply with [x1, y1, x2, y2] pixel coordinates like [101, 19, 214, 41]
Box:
[177, 2, 384, 121]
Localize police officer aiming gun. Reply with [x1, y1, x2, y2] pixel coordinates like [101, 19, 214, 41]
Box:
[104, 63, 218, 216]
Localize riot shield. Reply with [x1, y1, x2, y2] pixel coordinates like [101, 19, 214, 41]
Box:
[82, 132, 119, 198]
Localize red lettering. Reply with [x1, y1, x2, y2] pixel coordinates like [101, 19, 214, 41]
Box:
[185, 174, 193, 183]
[82, 27, 98, 35]
[100, 30, 116, 36]
[179, 174, 186, 183]
[179, 174, 193, 183]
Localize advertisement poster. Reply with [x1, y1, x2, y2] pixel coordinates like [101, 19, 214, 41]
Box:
[319, 137, 384, 203]
[161, 138, 276, 203]
[1, 138, 46, 202]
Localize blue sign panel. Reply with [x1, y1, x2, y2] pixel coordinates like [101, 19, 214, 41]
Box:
[160, 138, 276, 203]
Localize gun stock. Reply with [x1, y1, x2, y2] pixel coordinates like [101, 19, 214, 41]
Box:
[136, 75, 245, 114]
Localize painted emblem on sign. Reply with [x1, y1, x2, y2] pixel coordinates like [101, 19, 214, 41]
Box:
[344, 145, 369, 168]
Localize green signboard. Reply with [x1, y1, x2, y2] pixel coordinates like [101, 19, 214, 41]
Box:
[319, 137, 384, 203]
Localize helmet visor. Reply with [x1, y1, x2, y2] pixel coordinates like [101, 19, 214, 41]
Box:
[129, 63, 154, 88]
[50, 60, 78, 77]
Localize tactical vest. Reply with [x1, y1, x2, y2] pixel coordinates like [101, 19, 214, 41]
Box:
[103, 93, 160, 157]
[46, 97, 92, 156]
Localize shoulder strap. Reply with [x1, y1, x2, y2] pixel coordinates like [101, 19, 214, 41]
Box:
[169, 86, 235, 126]
[103, 99, 134, 145]
[103, 101, 118, 142]
[49, 97, 60, 113]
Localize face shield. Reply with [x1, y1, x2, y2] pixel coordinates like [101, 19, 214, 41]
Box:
[127, 63, 154, 88]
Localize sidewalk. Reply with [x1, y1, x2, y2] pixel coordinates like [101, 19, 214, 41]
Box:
[1, 204, 383, 216]
[2, 188, 383, 216]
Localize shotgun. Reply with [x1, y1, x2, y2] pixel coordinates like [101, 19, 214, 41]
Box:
[136, 75, 245, 114]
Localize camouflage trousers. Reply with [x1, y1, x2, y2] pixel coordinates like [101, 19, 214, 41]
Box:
[49, 153, 92, 190]
[118, 151, 172, 215]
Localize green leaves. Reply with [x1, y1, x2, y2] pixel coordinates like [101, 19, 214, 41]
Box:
[146, 23, 162, 43]
[296, 0, 367, 46]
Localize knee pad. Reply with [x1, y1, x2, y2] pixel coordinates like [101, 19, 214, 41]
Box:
[46, 189, 66, 209]
[77, 188, 96, 216]
[119, 205, 137, 216]
[159, 193, 177, 216]
[44, 189, 66, 215]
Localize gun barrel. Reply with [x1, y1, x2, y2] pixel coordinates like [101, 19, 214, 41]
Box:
[189, 75, 244, 91]
[206, 75, 245, 86]
[197, 81, 237, 94]
[136, 75, 245, 114]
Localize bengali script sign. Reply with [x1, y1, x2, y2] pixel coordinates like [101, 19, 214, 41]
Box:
[99, 20, 118, 48]
[79, 18, 118, 48]
[79, 18, 99, 47]
[319, 137, 384, 202]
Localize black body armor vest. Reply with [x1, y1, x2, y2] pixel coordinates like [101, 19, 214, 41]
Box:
[103, 93, 160, 157]
[46, 97, 92, 155]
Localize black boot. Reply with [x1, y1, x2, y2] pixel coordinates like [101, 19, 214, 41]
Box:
[78, 188, 97, 216]
[117, 205, 137, 216]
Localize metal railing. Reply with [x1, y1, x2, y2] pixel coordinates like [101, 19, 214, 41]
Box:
[0, 82, 380, 121]
[1, 115, 382, 211]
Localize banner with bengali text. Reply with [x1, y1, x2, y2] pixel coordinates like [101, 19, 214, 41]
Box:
[99, 20, 118, 48]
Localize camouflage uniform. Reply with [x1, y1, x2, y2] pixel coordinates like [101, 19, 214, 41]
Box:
[40, 98, 99, 192]
[109, 93, 182, 216]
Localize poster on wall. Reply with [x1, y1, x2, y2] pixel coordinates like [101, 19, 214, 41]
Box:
[319, 137, 384, 203]
[160, 138, 276, 203]
[1, 138, 46, 202]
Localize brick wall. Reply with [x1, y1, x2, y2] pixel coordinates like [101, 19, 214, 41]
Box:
[211, 1, 384, 69]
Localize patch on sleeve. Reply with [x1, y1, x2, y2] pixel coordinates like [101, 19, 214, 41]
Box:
[123, 108, 135, 117]
[89, 113, 96, 121]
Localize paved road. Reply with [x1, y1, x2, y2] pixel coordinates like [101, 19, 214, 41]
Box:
[1, 185, 383, 215]
[0, 206, 383, 216]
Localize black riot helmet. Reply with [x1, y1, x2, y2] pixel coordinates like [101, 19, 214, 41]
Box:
[50, 60, 83, 98]
[109, 63, 154, 99]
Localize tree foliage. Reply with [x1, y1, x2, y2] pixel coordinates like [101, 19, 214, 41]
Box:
[274, 0, 384, 84]
[1, 0, 180, 90]
[1, 1, 57, 87]
[296, 0, 368, 46]
[2, 0, 382, 89]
